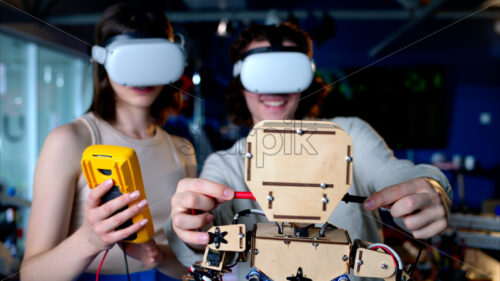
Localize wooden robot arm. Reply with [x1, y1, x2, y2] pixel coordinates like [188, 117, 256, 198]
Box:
[351, 240, 412, 281]
[183, 224, 249, 281]
[201, 224, 247, 270]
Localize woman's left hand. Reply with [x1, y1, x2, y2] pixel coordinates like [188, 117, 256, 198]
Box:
[122, 240, 163, 269]
[364, 177, 449, 239]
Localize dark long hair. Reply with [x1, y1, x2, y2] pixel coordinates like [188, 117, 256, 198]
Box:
[87, 3, 181, 126]
[227, 22, 330, 126]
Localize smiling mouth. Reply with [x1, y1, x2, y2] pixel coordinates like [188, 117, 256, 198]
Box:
[262, 100, 286, 107]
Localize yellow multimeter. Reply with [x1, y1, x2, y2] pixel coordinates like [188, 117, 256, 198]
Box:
[81, 144, 154, 244]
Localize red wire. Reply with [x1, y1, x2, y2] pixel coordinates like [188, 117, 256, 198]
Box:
[369, 246, 398, 270]
[96, 249, 109, 281]
[234, 192, 255, 200]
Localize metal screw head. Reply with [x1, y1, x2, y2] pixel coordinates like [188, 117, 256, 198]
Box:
[346, 156, 353, 162]
[267, 195, 274, 201]
[296, 129, 303, 135]
[322, 197, 329, 203]
[246, 153, 253, 159]
[254, 249, 260, 255]
[357, 260, 363, 265]
[381, 263, 388, 270]
[238, 233, 244, 239]
[206, 261, 211, 266]
[342, 255, 349, 261]
[320, 183, 327, 189]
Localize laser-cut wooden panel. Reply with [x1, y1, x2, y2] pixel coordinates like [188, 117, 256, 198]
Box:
[252, 223, 351, 280]
[245, 120, 353, 223]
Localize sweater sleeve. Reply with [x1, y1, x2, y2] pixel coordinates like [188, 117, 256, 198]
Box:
[336, 117, 452, 200]
[334, 117, 453, 232]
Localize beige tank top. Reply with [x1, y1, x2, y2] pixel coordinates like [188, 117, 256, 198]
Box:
[70, 113, 196, 274]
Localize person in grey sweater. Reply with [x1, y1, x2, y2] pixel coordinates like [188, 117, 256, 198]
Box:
[165, 23, 452, 280]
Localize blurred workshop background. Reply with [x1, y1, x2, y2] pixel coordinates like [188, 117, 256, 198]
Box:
[0, 0, 499, 280]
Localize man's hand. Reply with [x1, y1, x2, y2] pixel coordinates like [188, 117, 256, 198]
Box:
[123, 240, 162, 269]
[170, 178, 234, 245]
[364, 177, 449, 239]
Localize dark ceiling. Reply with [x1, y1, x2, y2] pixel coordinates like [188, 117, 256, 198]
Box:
[0, 0, 498, 59]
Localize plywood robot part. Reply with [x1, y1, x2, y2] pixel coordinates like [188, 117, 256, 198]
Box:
[184, 120, 414, 281]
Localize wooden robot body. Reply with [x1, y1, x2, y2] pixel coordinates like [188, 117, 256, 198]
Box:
[245, 120, 354, 224]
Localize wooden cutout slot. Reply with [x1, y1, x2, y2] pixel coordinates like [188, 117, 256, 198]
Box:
[356, 250, 363, 274]
[247, 142, 252, 181]
[346, 145, 352, 185]
[268, 191, 273, 209]
[263, 129, 336, 135]
[273, 215, 321, 220]
[263, 182, 333, 188]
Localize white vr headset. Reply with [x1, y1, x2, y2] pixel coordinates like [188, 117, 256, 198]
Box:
[232, 46, 315, 94]
[92, 34, 185, 87]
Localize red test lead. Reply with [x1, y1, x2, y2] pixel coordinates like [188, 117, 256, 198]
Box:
[234, 192, 255, 200]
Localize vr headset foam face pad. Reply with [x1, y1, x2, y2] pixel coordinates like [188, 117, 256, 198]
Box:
[103, 38, 185, 87]
[239, 52, 314, 94]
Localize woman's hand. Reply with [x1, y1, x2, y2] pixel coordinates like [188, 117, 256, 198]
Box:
[170, 178, 234, 245]
[81, 179, 149, 253]
[364, 177, 449, 239]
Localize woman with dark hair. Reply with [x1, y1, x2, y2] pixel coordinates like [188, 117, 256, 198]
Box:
[166, 22, 452, 280]
[20, 3, 194, 280]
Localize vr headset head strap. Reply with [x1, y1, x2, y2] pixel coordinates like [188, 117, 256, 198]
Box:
[103, 32, 138, 47]
[265, 24, 282, 52]
[236, 25, 308, 61]
[240, 46, 308, 60]
[132, 0, 149, 38]
[98, 0, 152, 48]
